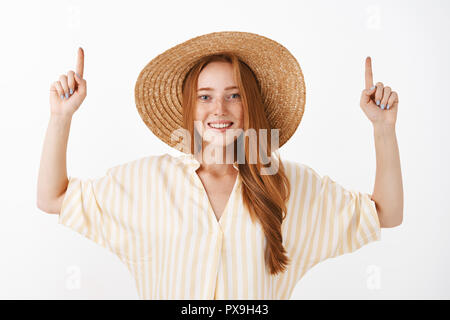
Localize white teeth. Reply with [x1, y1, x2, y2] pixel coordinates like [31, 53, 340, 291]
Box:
[209, 123, 232, 128]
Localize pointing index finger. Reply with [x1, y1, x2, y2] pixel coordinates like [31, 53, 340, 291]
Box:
[76, 47, 84, 78]
[365, 56, 373, 90]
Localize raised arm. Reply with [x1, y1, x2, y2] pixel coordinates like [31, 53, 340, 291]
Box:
[360, 57, 403, 227]
[37, 47, 87, 214]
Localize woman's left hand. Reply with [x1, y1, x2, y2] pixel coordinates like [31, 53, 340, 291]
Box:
[360, 57, 399, 127]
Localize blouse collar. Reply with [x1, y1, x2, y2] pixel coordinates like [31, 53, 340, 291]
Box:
[179, 153, 239, 172]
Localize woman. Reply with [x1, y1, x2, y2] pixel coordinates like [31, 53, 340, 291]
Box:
[37, 31, 403, 299]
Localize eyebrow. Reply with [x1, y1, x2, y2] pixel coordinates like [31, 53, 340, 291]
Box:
[197, 86, 239, 91]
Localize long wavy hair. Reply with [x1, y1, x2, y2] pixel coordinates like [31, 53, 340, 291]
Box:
[181, 53, 291, 275]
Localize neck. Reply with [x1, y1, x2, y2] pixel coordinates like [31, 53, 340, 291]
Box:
[194, 145, 237, 176]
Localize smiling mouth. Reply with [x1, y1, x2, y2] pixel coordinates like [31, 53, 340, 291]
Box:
[207, 122, 234, 129]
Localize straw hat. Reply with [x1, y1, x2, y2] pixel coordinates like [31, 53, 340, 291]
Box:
[134, 31, 306, 153]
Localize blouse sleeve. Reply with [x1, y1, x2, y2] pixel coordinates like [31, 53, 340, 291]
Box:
[318, 175, 381, 259]
[58, 168, 127, 260]
[301, 165, 382, 267]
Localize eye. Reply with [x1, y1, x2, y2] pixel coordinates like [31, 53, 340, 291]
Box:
[198, 95, 209, 101]
[230, 93, 241, 99]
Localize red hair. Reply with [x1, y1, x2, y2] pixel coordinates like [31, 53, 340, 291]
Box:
[181, 53, 291, 275]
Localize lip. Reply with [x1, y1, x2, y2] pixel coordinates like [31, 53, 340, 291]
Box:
[207, 121, 234, 132]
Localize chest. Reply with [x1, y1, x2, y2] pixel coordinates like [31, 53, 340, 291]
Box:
[196, 172, 238, 222]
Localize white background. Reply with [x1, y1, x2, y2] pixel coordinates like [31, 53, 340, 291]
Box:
[0, 0, 448, 299]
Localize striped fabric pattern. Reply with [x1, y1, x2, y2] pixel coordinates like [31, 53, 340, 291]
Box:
[58, 153, 381, 299]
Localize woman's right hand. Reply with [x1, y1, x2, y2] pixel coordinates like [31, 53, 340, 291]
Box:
[49, 47, 87, 118]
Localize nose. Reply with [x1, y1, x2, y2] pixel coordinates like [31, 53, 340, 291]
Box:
[213, 97, 226, 115]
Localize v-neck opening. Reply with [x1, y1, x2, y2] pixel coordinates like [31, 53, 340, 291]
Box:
[193, 171, 240, 225]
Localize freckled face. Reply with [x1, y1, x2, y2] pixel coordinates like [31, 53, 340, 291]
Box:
[194, 61, 244, 148]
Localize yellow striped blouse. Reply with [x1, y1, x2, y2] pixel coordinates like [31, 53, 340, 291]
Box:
[58, 152, 381, 299]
